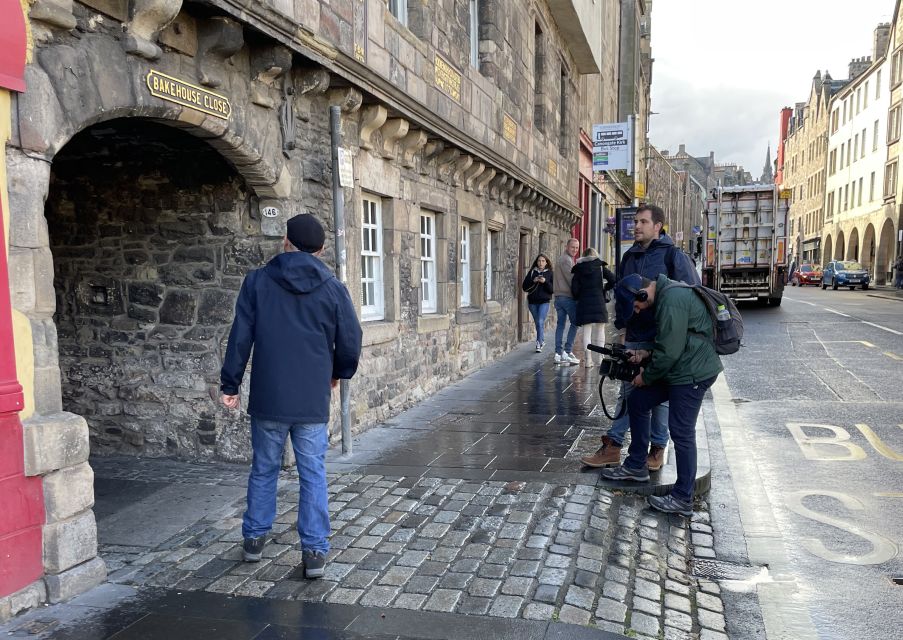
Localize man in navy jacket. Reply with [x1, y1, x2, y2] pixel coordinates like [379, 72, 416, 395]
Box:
[581, 204, 699, 471]
[221, 214, 362, 578]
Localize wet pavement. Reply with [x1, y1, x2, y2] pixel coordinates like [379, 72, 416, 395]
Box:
[1, 341, 727, 640]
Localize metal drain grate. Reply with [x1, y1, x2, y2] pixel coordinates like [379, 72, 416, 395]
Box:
[692, 559, 763, 581]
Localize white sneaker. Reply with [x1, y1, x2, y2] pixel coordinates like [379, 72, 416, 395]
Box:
[535, 342, 542, 353]
[565, 352, 580, 365]
[554, 352, 563, 364]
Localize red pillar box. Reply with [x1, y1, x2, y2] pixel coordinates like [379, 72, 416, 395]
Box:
[0, 0, 45, 599]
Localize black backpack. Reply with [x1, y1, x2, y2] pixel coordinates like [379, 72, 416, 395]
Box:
[660, 281, 743, 355]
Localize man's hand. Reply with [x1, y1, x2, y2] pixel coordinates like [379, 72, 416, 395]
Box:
[221, 394, 239, 410]
[331, 378, 339, 389]
[627, 349, 651, 363]
[631, 368, 646, 388]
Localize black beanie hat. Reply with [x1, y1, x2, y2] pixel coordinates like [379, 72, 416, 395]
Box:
[286, 214, 326, 253]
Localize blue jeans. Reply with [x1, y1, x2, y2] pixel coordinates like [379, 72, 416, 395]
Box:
[607, 342, 669, 448]
[528, 302, 550, 344]
[896, 271, 903, 288]
[623, 377, 717, 503]
[242, 417, 330, 553]
[554, 296, 578, 354]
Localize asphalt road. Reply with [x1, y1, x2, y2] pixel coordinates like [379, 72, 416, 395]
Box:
[713, 285, 903, 640]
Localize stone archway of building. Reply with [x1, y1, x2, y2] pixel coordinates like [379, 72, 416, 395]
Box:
[823, 235, 833, 267]
[862, 223, 877, 279]
[45, 117, 275, 463]
[835, 230, 846, 261]
[847, 227, 860, 261]
[877, 219, 897, 284]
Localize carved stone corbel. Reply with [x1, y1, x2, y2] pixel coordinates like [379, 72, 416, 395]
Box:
[250, 44, 293, 108]
[378, 118, 410, 159]
[507, 182, 524, 206]
[298, 69, 331, 95]
[399, 129, 428, 168]
[436, 148, 461, 182]
[474, 168, 496, 196]
[488, 173, 508, 201]
[463, 162, 486, 191]
[496, 177, 516, 204]
[122, 0, 183, 60]
[196, 16, 244, 87]
[451, 155, 474, 186]
[328, 87, 364, 113]
[515, 187, 533, 210]
[359, 105, 388, 150]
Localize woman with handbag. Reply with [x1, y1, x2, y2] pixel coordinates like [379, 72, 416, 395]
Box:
[522, 254, 554, 352]
[571, 248, 616, 367]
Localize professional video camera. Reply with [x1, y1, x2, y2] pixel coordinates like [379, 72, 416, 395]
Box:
[587, 343, 650, 419]
[587, 343, 643, 382]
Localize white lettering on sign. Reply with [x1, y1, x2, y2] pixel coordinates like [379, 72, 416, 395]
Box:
[262, 206, 279, 218]
[337, 147, 354, 188]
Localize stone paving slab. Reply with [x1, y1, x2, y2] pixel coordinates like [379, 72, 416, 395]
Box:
[89, 456, 726, 639]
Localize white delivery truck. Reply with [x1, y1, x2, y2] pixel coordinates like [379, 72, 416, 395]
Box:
[702, 185, 790, 306]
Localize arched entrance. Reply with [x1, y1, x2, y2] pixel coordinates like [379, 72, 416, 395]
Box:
[847, 227, 860, 261]
[877, 218, 897, 284]
[835, 230, 846, 261]
[45, 118, 276, 462]
[862, 223, 877, 279]
[822, 235, 833, 267]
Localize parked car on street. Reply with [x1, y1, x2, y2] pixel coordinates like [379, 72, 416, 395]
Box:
[822, 260, 870, 290]
[791, 263, 822, 286]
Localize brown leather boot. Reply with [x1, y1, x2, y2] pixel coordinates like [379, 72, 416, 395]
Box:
[647, 445, 666, 471]
[580, 436, 622, 467]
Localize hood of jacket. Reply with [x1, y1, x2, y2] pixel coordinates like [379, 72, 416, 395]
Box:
[264, 251, 334, 294]
[575, 256, 607, 267]
[624, 232, 676, 257]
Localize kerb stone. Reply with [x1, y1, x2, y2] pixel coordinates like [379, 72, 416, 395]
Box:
[44, 557, 106, 603]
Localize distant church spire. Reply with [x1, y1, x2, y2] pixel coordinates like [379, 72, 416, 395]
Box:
[761, 144, 774, 183]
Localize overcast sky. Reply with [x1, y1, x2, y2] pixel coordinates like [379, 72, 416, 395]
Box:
[649, 0, 896, 176]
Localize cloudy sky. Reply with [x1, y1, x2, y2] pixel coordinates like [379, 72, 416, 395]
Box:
[649, 0, 896, 176]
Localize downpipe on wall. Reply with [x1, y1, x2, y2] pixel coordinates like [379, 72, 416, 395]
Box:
[329, 105, 352, 456]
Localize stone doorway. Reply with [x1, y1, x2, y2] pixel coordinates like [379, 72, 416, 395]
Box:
[45, 118, 277, 464]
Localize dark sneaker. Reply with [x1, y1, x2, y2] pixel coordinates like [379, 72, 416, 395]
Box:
[648, 494, 694, 517]
[302, 549, 327, 579]
[242, 535, 266, 562]
[600, 464, 650, 482]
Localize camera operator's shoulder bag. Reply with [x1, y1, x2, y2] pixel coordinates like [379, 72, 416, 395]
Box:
[660, 282, 743, 355]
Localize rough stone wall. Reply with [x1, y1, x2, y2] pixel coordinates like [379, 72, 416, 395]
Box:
[45, 120, 275, 461]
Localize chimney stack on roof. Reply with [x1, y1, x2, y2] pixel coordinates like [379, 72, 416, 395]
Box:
[849, 56, 872, 80]
[875, 23, 891, 60]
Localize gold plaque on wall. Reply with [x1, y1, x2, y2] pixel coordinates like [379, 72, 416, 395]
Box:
[434, 55, 462, 103]
[503, 113, 518, 144]
[146, 70, 232, 120]
[548, 158, 558, 177]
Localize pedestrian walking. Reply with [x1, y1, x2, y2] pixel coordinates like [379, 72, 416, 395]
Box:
[220, 214, 363, 579]
[522, 253, 554, 352]
[601, 273, 723, 517]
[571, 248, 616, 368]
[581, 204, 699, 471]
[553, 237, 581, 365]
[895, 254, 903, 289]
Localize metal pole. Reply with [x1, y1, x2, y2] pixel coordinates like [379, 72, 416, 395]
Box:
[329, 105, 352, 456]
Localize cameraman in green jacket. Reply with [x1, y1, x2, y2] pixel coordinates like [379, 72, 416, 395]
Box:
[601, 273, 723, 516]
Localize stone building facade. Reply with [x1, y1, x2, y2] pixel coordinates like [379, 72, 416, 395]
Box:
[646, 145, 704, 254]
[783, 71, 842, 264]
[822, 29, 896, 282]
[3, 0, 616, 612]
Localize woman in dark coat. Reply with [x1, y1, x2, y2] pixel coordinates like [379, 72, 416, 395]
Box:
[522, 253, 554, 352]
[571, 248, 616, 367]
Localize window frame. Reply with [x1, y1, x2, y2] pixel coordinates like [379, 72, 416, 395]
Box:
[420, 212, 437, 314]
[469, 0, 479, 69]
[389, 0, 408, 26]
[360, 195, 385, 321]
[459, 222, 471, 307]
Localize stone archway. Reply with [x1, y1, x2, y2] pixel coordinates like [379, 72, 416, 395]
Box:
[877, 218, 897, 284]
[847, 227, 860, 261]
[823, 235, 833, 267]
[835, 230, 846, 261]
[862, 223, 877, 278]
[45, 117, 275, 462]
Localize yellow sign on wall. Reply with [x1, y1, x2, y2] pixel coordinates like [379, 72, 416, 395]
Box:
[146, 70, 231, 120]
[503, 113, 517, 144]
[635, 182, 646, 198]
[434, 55, 461, 103]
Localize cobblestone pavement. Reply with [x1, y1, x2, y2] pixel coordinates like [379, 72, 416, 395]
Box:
[91, 456, 728, 640]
